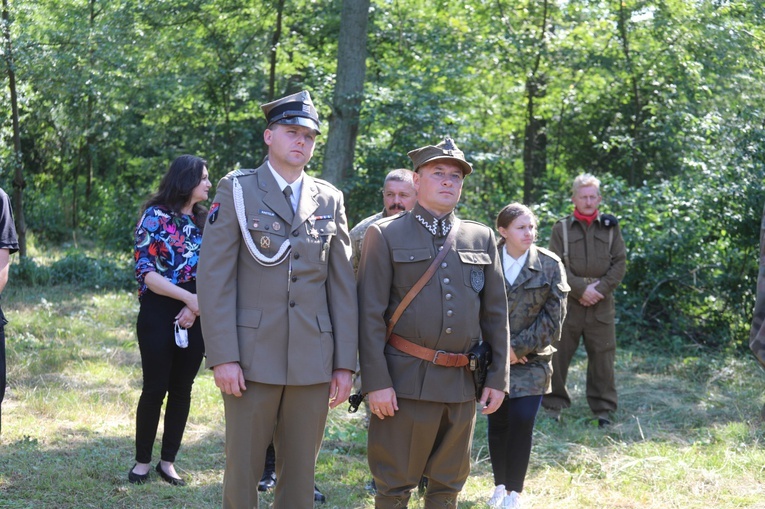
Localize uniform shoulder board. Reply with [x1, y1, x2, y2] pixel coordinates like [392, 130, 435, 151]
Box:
[384, 210, 407, 222]
[600, 213, 619, 227]
[461, 219, 492, 231]
[312, 177, 341, 193]
[223, 168, 256, 180]
[536, 246, 562, 263]
[375, 214, 400, 228]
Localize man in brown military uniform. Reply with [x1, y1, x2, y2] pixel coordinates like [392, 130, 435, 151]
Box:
[358, 137, 510, 508]
[198, 90, 358, 509]
[542, 173, 626, 427]
[350, 168, 417, 272]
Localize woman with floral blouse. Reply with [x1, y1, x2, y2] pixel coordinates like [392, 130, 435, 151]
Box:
[128, 155, 211, 486]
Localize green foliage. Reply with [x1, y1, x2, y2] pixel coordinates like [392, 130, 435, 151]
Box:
[10, 251, 134, 290]
[3, 0, 764, 352]
[613, 146, 763, 350]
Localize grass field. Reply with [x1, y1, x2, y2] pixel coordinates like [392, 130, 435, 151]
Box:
[2, 284, 765, 508]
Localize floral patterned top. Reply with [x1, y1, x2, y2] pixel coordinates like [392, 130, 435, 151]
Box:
[134, 205, 203, 299]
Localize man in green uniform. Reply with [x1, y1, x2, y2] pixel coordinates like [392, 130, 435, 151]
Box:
[358, 137, 510, 508]
[350, 168, 417, 272]
[198, 90, 358, 509]
[542, 173, 626, 427]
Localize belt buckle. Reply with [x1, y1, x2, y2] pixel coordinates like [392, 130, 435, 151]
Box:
[432, 350, 447, 365]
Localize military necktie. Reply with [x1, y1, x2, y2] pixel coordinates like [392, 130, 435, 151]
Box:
[283, 186, 294, 220]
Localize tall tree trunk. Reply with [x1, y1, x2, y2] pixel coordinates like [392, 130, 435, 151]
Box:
[2, 0, 26, 256]
[521, 0, 549, 204]
[617, 0, 642, 185]
[85, 0, 96, 202]
[268, 0, 286, 102]
[523, 112, 547, 204]
[321, 0, 370, 185]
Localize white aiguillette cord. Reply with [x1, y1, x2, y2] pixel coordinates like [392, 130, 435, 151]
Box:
[232, 174, 291, 267]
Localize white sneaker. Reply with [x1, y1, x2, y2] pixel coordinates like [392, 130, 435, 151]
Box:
[487, 484, 506, 508]
[502, 490, 521, 509]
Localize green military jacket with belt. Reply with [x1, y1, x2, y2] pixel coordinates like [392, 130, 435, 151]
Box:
[504, 244, 569, 398]
[197, 163, 358, 385]
[549, 213, 626, 323]
[358, 204, 510, 403]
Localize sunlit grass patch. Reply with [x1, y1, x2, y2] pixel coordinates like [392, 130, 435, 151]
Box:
[3, 284, 765, 508]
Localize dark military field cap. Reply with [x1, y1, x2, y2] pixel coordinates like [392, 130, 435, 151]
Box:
[407, 137, 473, 176]
[261, 90, 321, 134]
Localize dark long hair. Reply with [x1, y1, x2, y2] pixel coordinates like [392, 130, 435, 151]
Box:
[143, 155, 208, 229]
[495, 202, 537, 247]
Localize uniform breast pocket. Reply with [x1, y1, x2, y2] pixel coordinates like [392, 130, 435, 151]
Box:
[522, 279, 551, 312]
[568, 235, 586, 263]
[248, 214, 287, 257]
[594, 229, 613, 262]
[458, 250, 492, 293]
[307, 220, 337, 263]
[391, 248, 432, 288]
[524, 278, 551, 291]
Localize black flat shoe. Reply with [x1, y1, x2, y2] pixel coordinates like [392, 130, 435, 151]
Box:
[597, 417, 612, 428]
[156, 463, 186, 486]
[258, 470, 276, 492]
[128, 464, 149, 485]
[314, 484, 326, 503]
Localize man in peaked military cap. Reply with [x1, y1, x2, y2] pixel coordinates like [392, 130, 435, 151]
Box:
[358, 137, 510, 508]
[198, 90, 358, 509]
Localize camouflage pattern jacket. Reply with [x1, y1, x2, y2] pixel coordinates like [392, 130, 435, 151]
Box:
[504, 244, 570, 398]
[350, 210, 384, 273]
[751, 204, 765, 368]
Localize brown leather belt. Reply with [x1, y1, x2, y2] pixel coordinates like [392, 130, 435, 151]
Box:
[388, 333, 469, 368]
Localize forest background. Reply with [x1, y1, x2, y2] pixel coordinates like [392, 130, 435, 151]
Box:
[2, 0, 765, 368]
[2, 1, 765, 508]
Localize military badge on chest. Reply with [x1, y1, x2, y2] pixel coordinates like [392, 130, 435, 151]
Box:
[470, 267, 485, 293]
[307, 216, 319, 239]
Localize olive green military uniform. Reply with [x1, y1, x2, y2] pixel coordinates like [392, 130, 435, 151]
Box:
[751, 203, 765, 368]
[350, 210, 384, 273]
[198, 164, 358, 509]
[358, 203, 510, 509]
[542, 213, 626, 418]
[505, 245, 569, 398]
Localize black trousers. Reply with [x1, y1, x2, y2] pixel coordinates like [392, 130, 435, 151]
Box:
[487, 394, 543, 493]
[134, 284, 204, 464]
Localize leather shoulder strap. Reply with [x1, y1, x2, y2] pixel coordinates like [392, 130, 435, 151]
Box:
[561, 218, 570, 268]
[386, 219, 461, 340]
